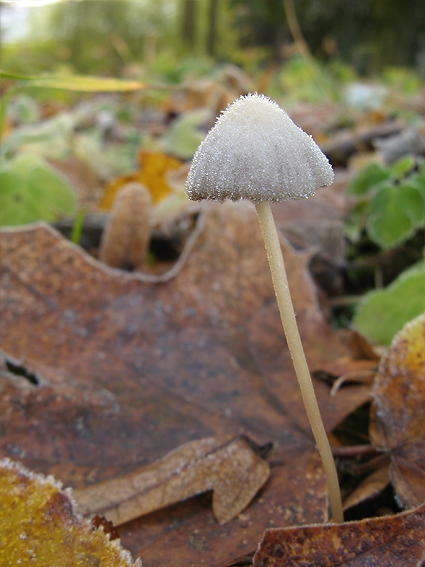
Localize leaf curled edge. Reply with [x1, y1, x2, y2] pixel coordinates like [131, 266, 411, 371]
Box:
[254, 503, 425, 567]
[74, 435, 270, 525]
[0, 458, 140, 567]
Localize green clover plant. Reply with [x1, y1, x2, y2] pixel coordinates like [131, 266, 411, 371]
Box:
[346, 156, 425, 249]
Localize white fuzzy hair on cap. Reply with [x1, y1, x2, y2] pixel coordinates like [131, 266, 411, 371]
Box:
[185, 93, 334, 204]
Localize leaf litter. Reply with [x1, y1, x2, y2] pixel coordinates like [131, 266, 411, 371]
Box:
[74, 435, 270, 526]
[0, 202, 372, 566]
[370, 311, 425, 508]
[267, 310, 425, 567]
[3, 81, 424, 564]
[254, 502, 425, 567]
[1, 63, 425, 565]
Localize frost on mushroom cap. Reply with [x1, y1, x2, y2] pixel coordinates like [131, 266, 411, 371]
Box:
[185, 93, 334, 203]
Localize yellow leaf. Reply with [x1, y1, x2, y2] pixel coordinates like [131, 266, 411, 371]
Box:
[32, 76, 145, 92]
[0, 459, 140, 567]
[0, 69, 145, 92]
[99, 150, 183, 210]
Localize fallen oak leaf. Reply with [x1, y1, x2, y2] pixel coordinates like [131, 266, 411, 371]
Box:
[342, 464, 390, 512]
[0, 458, 140, 567]
[254, 503, 425, 567]
[0, 203, 372, 566]
[74, 435, 270, 525]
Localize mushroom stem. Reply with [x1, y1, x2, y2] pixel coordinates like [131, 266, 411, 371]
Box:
[255, 200, 344, 524]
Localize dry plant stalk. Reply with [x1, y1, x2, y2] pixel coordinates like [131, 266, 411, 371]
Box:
[99, 182, 152, 270]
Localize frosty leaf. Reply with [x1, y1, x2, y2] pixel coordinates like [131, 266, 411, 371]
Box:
[370, 312, 425, 508]
[0, 458, 139, 567]
[74, 435, 270, 525]
[254, 503, 425, 567]
[0, 204, 372, 567]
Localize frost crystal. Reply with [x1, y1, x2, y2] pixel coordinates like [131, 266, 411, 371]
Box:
[185, 93, 334, 203]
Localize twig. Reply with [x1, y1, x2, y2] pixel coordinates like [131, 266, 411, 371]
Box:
[282, 0, 334, 99]
[332, 444, 381, 458]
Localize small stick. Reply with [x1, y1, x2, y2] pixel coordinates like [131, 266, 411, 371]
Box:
[331, 445, 380, 458]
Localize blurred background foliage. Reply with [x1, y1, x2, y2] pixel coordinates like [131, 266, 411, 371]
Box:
[1, 0, 425, 80]
[1, 0, 425, 345]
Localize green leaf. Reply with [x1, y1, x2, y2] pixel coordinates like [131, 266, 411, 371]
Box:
[347, 163, 390, 196]
[0, 70, 32, 80]
[0, 69, 145, 92]
[367, 183, 425, 248]
[0, 155, 76, 226]
[401, 182, 425, 224]
[387, 155, 416, 180]
[344, 199, 370, 242]
[2, 113, 74, 160]
[410, 173, 425, 200]
[161, 109, 211, 160]
[354, 262, 425, 345]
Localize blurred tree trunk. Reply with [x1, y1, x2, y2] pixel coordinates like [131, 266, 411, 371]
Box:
[181, 0, 197, 50]
[206, 0, 219, 56]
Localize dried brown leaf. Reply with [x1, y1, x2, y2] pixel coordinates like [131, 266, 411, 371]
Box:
[254, 503, 425, 567]
[330, 369, 376, 396]
[343, 464, 390, 511]
[370, 312, 425, 508]
[74, 435, 270, 525]
[0, 203, 372, 566]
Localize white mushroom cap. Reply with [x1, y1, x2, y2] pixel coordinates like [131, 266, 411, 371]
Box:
[185, 93, 334, 203]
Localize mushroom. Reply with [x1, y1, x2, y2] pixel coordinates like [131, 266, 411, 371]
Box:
[185, 93, 343, 523]
[99, 182, 152, 271]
